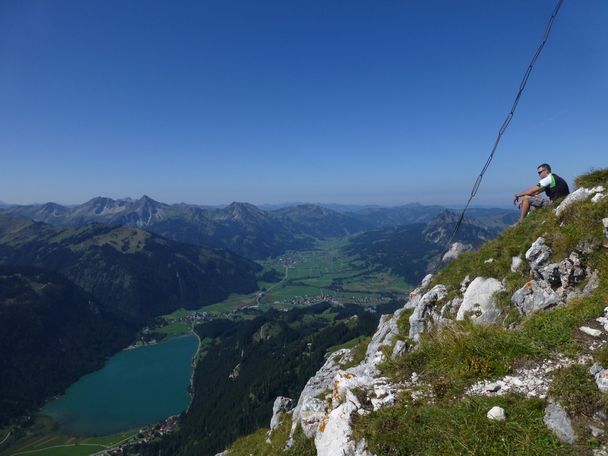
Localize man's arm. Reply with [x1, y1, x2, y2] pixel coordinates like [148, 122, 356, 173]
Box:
[513, 185, 543, 205]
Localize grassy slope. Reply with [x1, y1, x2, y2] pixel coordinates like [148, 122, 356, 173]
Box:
[353, 168, 608, 455]
[225, 169, 608, 455]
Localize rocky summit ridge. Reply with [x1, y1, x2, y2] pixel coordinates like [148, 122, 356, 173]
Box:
[223, 169, 608, 456]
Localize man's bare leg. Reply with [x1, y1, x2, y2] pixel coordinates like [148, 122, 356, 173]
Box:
[518, 195, 532, 222]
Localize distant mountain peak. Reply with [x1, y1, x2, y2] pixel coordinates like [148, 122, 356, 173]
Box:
[138, 194, 158, 203]
[225, 202, 266, 217]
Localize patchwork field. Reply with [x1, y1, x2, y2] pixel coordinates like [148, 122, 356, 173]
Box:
[160, 238, 411, 333]
[0, 416, 136, 456]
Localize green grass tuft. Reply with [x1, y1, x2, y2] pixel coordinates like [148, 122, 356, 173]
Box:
[381, 321, 546, 394]
[549, 364, 608, 417]
[574, 168, 608, 189]
[352, 394, 572, 455]
[226, 415, 315, 456]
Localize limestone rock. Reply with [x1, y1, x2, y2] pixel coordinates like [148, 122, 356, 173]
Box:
[544, 402, 576, 444]
[555, 185, 605, 216]
[580, 326, 603, 337]
[512, 280, 560, 315]
[442, 242, 471, 261]
[511, 256, 523, 272]
[594, 368, 608, 393]
[408, 285, 448, 340]
[537, 252, 585, 289]
[460, 275, 471, 293]
[421, 273, 433, 290]
[391, 340, 407, 358]
[487, 406, 506, 421]
[313, 371, 390, 456]
[299, 398, 329, 438]
[361, 310, 402, 373]
[354, 439, 374, 456]
[566, 269, 600, 303]
[590, 363, 603, 376]
[314, 395, 358, 456]
[537, 262, 561, 287]
[439, 296, 461, 319]
[603, 218, 608, 238]
[456, 277, 504, 324]
[289, 349, 352, 440]
[557, 253, 585, 288]
[526, 237, 552, 272]
[269, 396, 293, 431]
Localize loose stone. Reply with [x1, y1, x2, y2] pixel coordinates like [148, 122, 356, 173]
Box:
[581, 326, 603, 337]
[487, 406, 506, 421]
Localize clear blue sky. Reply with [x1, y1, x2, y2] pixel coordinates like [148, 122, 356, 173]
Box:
[1, 0, 606, 206]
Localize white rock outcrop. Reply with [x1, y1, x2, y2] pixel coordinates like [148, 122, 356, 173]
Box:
[289, 348, 353, 439]
[456, 277, 504, 324]
[555, 185, 605, 216]
[283, 273, 444, 455]
[409, 284, 448, 340]
[442, 242, 471, 261]
[511, 256, 523, 272]
[269, 396, 293, 432]
[511, 280, 560, 315]
[525, 237, 552, 272]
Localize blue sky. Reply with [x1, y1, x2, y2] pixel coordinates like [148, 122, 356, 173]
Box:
[0, 0, 606, 207]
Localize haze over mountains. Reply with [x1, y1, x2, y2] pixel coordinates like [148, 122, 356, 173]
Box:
[1, 196, 517, 260]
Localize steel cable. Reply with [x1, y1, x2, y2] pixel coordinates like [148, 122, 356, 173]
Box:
[432, 0, 565, 274]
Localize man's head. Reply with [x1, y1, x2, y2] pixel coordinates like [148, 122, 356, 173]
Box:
[537, 163, 551, 177]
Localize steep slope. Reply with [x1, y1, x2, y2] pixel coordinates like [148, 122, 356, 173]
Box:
[0, 266, 135, 425]
[0, 214, 261, 319]
[133, 303, 393, 456]
[226, 168, 608, 455]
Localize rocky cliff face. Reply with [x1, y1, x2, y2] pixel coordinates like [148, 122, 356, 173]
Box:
[232, 170, 608, 456]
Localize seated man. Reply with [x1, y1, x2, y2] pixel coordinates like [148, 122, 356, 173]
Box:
[513, 163, 570, 223]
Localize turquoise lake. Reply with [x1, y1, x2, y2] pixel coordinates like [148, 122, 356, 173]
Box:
[42, 333, 198, 435]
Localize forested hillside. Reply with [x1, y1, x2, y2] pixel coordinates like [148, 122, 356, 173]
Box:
[0, 266, 135, 425]
[0, 215, 261, 319]
[132, 302, 399, 456]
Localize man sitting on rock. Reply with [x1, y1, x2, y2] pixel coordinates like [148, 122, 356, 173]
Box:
[513, 163, 570, 223]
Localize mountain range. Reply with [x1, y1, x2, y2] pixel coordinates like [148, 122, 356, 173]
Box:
[0, 214, 261, 319]
[1, 197, 517, 259]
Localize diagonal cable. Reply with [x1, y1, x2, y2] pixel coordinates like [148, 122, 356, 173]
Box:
[432, 0, 565, 274]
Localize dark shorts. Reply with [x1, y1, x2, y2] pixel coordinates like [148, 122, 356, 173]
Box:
[529, 194, 550, 208]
